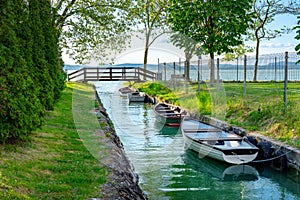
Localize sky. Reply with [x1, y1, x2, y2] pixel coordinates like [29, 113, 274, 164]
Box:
[62, 13, 299, 66]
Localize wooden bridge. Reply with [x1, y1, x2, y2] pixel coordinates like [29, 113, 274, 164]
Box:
[67, 67, 161, 82]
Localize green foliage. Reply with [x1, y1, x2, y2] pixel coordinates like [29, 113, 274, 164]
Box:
[0, 0, 44, 141]
[167, 0, 253, 54]
[223, 45, 254, 61]
[196, 91, 211, 116]
[0, 0, 65, 142]
[128, 0, 170, 74]
[57, 0, 133, 64]
[224, 83, 300, 148]
[135, 82, 178, 103]
[167, 0, 253, 83]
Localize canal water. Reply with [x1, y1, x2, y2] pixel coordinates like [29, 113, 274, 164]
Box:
[94, 81, 300, 200]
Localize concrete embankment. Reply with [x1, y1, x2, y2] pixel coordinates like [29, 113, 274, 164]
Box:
[93, 87, 147, 200]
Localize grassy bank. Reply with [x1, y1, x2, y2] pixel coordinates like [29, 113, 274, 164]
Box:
[224, 82, 300, 148]
[135, 81, 300, 149]
[0, 82, 106, 199]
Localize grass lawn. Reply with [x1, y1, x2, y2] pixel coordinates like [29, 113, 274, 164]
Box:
[0, 82, 107, 199]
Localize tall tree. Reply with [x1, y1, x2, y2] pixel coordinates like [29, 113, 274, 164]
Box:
[167, 0, 253, 85]
[250, 0, 300, 82]
[41, 0, 65, 101]
[30, 0, 56, 110]
[129, 0, 169, 78]
[0, 0, 45, 141]
[51, 0, 133, 64]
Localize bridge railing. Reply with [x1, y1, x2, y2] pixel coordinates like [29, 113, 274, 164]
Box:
[68, 67, 160, 82]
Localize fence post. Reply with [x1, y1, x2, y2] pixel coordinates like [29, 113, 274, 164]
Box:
[217, 58, 220, 84]
[97, 68, 99, 80]
[84, 68, 86, 82]
[137, 68, 140, 80]
[164, 62, 166, 81]
[237, 57, 239, 82]
[179, 58, 181, 74]
[274, 57, 277, 82]
[198, 58, 200, 92]
[284, 52, 288, 114]
[173, 62, 176, 75]
[244, 55, 247, 99]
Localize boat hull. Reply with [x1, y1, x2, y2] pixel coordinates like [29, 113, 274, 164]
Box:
[118, 87, 136, 97]
[155, 112, 183, 126]
[154, 103, 188, 126]
[181, 118, 258, 164]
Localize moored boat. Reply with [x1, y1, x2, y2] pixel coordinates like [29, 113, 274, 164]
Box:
[128, 91, 145, 103]
[118, 87, 136, 97]
[154, 102, 188, 127]
[181, 117, 259, 164]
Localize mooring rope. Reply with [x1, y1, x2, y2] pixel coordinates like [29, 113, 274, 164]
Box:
[250, 150, 292, 163]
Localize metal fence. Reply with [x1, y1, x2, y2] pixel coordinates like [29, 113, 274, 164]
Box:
[156, 52, 300, 82]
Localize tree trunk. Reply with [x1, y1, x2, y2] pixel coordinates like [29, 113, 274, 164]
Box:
[143, 31, 150, 80]
[185, 52, 192, 81]
[185, 60, 190, 81]
[143, 46, 148, 80]
[253, 39, 260, 82]
[209, 52, 215, 86]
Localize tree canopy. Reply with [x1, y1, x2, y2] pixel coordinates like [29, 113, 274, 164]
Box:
[250, 0, 299, 81]
[128, 0, 169, 76]
[167, 0, 253, 84]
[52, 0, 133, 64]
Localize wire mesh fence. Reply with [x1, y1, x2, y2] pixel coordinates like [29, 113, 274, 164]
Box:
[156, 52, 300, 82]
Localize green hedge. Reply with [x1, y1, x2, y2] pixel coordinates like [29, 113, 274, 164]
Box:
[0, 0, 65, 142]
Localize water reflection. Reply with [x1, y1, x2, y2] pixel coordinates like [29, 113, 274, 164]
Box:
[183, 150, 259, 182]
[154, 120, 181, 137]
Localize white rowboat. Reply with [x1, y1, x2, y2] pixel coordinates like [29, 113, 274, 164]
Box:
[181, 117, 259, 164]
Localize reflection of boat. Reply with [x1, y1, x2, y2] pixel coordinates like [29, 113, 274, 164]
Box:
[154, 102, 188, 127]
[222, 164, 259, 181]
[181, 117, 259, 164]
[183, 150, 259, 181]
[118, 87, 136, 97]
[128, 91, 145, 103]
[154, 120, 180, 136]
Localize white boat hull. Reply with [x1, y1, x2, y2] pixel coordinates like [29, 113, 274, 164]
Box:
[181, 118, 258, 164]
[183, 134, 258, 164]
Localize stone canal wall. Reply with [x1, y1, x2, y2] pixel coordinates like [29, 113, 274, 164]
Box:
[94, 87, 147, 200]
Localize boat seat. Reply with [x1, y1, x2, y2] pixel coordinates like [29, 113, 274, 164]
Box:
[183, 129, 221, 133]
[198, 137, 243, 142]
